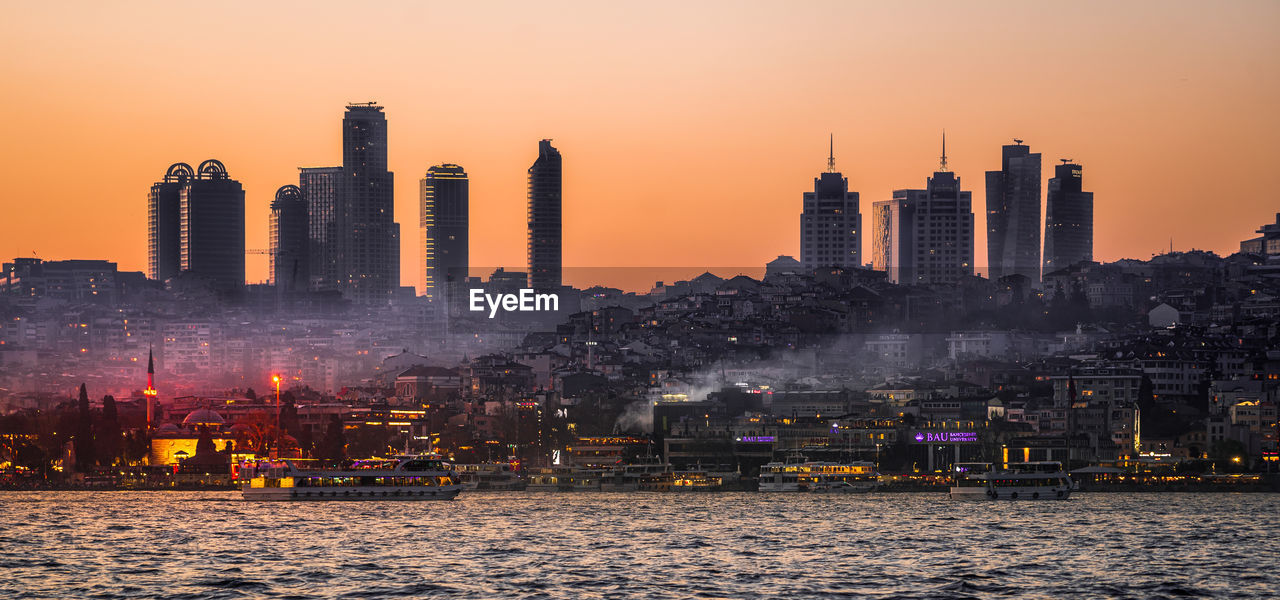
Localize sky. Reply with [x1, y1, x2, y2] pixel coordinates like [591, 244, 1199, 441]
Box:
[2, 1, 1278, 293]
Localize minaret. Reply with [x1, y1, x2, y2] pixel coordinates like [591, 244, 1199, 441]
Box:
[143, 347, 157, 429]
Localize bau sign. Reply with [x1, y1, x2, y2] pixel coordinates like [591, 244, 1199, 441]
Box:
[913, 431, 979, 444]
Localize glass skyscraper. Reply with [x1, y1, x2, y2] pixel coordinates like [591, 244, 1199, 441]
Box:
[421, 164, 469, 303]
[801, 139, 861, 271]
[527, 139, 562, 291]
[985, 141, 1042, 282]
[1043, 161, 1093, 274]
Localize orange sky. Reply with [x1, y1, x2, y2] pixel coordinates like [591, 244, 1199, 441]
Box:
[2, 1, 1278, 293]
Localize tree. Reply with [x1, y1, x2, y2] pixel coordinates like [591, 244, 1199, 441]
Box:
[73, 384, 96, 471]
[96, 395, 122, 467]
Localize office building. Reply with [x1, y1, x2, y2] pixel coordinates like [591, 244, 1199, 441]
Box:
[270, 184, 309, 294]
[1043, 161, 1093, 274]
[801, 137, 861, 271]
[340, 103, 398, 303]
[421, 164, 469, 303]
[986, 141, 1041, 282]
[179, 159, 245, 292]
[148, 163, 194, 281]
[875, 137, 974, 285]
[527, 139, 562, 290]
[299, 166, 342, 293]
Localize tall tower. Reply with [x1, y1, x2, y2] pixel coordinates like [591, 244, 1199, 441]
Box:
[1043, 161, 1093, 274]
[148, 163, 193, 281]
[180, 159, 245, 293]
[801, 135, 861, 271]
[421, 164, 469, 304]
[143, 347, 157, 429]
[270, 185, 309, 295]
[341, 103, 398, 303]
[527, 139, 562, 291]
[299, 166, 342, 293]
[985, 140, 1042, 282]
[882, 135, 974, 285]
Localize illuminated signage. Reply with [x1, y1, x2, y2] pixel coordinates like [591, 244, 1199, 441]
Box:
[912, 431, 978, 443]
[739, 436, 776, 443]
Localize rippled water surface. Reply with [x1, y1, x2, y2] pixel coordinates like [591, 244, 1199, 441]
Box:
[1, 491, 1277, 599]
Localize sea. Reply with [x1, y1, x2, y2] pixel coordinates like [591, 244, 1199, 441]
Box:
[1, 491, 1276, 599]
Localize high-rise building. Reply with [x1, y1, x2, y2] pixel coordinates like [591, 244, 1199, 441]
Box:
[270, 184, 309, 294]
[985, 140, 1041, 282]
[299, 166, 342, 293]
[179, 159, 245, 292]
[148, 163, 194, 281]
[341, 103, 398, 303]
[876, 137, 974, 285]
[421, 164, 469, 303]
[801, 137, 861, 271]
[527, 139, 562, 291]
[1043, 161, 1094, 274]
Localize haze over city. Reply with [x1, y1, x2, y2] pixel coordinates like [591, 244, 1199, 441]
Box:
[2, 1, 1278, 293]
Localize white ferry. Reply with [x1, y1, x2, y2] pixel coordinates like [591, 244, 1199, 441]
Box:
[758, 456, 880, 492]
[455, 462, 525, 491]
[600, 457, 672, 492]
[948, 462, 994, 500]
[980, 461, 1073, 500]
[240, 456, 463, 501]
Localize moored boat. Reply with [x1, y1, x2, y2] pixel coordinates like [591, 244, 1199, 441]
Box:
[240, 455, 463, 501]
[980, 461, 1073, 500]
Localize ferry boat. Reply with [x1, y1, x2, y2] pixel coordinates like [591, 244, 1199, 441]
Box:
[948, 462, 994, 500]
[600, 457, 672, 492]
[526, 466, 575, 491]
[758, 456, 880, 492]
[980, 461, 1073, 500]
[240, 456, 463, 501]
[455, 462, 525, 490]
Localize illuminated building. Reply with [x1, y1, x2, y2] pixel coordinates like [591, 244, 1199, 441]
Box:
[1043, 161, 1094, 273]
[420, 164, 468, 304]
[1239, 212, 1280, 260]
[341, 103, 399, 304]
[269, 184, 309, 294]
[985, 140, 1041, 282]
[875, 136, 974, 285]
[527, 139, 561, 291]
[0, 258, 138, 304]
[179, 159, 246, 293]
[801, 136, 861, 272]
[299, 166, 342, 293]
[148, 162, 193, 281]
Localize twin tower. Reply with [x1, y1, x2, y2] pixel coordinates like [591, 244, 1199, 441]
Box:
[148, 104, 564, 303]
[800, 137, 1093, 285]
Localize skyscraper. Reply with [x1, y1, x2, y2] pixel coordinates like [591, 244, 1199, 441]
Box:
[148, 162, 193, 281]
[299, 166, 342, 293]
[527, 139, 562, 291]
[985, 140, 1042, 282]
[1043, 161, 1094, 274]
[179, 159, 245, 292]
[270, 184, 309, 294]
[341, 103, 398, 303]
[876, 137, 974, 285]
[801, 136, 861, 271]
[421, 164, 469, 303]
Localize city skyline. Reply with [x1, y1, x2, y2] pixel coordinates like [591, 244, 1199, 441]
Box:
[2, 2, 1278, 294]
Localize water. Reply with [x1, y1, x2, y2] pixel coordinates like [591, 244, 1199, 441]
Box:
[1, 491, 1276, 599]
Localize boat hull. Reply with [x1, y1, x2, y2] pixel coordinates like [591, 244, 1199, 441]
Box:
[242, 485, 462, 501]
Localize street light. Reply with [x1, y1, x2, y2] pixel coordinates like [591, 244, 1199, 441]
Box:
[272, 374, 281, 459]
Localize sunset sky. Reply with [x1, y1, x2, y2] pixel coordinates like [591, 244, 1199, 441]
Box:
[2, 1, 1278, 293]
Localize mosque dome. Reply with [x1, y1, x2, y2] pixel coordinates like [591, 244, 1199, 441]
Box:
[182, 408, 226, 428]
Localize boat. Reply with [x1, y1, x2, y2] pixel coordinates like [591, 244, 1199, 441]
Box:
[948, 462, 994, 500]
[758, 453, 880, 492]
[980, 461, 1073, 500]
[526, 466, 575, 491]
[240, 455, 463, 501]
[454, 462, 525, 490]
[600, 456, 672, 492]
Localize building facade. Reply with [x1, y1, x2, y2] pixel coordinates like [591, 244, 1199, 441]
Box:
[871, 197, 914, 283]
[270, 184, 309, 294]
[299, 166, 342, 293]
[878, 148, 973, 286]
[527, 139, 562, 291]
[421, 164, 469, 303]
[179, 159, 245, 293]
[801, 141, 861, 271]
[1043, 161, 1093, 274]
[985, 141, 1041, 282]
[340, 103, 399, 304]
[148, 162, 193, 282]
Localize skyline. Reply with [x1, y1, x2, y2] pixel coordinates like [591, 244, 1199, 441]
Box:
[3, 1, 1279, 294]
